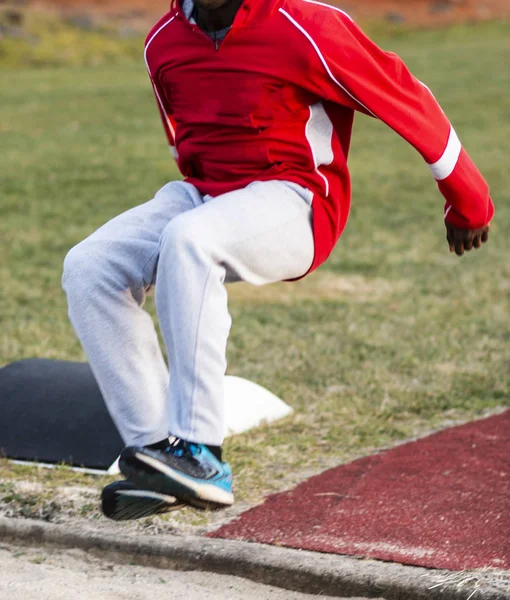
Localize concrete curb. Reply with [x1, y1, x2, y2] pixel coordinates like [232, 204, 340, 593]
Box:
[0, 518, 506, 600]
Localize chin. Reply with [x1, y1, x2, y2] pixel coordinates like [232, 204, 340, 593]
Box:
[193, 0, 230, 10]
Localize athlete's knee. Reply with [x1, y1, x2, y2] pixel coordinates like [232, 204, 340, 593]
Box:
[62, 241, 118, 296]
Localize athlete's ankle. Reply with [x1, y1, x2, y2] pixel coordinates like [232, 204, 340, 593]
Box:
[206, 444, 222, 462]
[145, 436, 222, 462]
[145, 437, 171, 451]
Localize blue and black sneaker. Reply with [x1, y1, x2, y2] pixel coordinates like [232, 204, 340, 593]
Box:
[119, 438, 234, 511]
[101, 479, 185, 521]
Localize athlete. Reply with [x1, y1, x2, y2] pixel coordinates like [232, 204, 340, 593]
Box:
[62, 0, 493, 520]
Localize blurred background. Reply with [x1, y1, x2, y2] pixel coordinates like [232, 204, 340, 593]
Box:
[0, 0, 509, 67]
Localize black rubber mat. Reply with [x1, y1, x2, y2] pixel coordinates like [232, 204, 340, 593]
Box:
[0, 359, 123, 469]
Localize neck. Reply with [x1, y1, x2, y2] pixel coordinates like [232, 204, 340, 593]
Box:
[195, 0, 244, 32]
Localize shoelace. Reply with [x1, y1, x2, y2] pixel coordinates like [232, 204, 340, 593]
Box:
[166, 437, 200, 457]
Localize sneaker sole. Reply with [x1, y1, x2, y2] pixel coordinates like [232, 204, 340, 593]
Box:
[102, 487, 184, 521]
[119, 451, 234, 511]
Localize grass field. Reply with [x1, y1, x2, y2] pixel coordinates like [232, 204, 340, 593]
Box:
[0, 22, 509, 528]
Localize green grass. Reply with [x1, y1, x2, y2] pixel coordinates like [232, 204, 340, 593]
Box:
[0, 22, 509, 527]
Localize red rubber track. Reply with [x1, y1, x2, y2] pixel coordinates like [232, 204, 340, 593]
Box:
[211, 411, 510, 570]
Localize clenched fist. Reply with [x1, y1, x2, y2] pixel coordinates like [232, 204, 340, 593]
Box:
[446, 224, 490, 256]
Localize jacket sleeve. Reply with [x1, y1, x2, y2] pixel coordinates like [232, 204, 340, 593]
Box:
[296, 7, 494, 229]
[148, 73, 180, 166]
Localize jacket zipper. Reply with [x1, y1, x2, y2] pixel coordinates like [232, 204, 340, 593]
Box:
[177, 10, 233, 52]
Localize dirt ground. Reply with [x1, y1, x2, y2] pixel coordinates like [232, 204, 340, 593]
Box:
[0, 543, 379, 600]
[28, 0, 510, 27]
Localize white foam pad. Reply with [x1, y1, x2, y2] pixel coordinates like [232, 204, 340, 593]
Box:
[224, 376, 292, 436]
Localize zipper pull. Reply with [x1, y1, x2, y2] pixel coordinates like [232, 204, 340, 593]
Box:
[215, 38, 219, 50]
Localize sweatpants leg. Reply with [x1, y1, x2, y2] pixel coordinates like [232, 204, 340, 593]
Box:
[155, 180, 314, 446]
[62, 181, 202, 446]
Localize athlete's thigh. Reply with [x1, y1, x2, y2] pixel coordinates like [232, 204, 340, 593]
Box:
[89, 181, 200, 244]
[177, 180, 315, 284]
[77, 181, 202, 288]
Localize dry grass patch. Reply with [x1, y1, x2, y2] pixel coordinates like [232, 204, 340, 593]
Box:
[0, 460, 238, 534]
[228, 272, 409, 305]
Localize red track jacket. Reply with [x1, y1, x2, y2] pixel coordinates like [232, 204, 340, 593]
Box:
[145, 0, 494, 273]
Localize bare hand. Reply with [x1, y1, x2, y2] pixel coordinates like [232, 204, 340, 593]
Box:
[446, 223, 490, 256]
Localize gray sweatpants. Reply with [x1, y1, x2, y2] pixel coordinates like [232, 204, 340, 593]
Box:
[62, 180, 314, 447]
